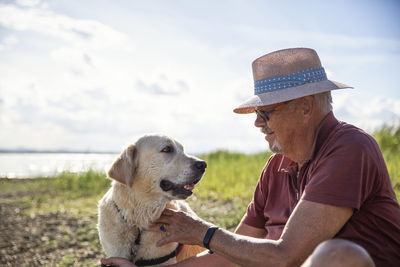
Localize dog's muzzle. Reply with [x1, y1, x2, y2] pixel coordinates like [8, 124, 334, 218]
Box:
[160, 160, 206, 199]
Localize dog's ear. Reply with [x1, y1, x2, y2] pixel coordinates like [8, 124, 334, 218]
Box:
[108, 144, 138, 187]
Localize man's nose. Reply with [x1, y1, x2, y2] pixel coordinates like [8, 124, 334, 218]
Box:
[254, 113, 267, 128]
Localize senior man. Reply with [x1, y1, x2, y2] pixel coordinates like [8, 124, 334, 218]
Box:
[101, 48, 400, 267]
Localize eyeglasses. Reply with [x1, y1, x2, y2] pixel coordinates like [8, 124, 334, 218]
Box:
[254, 101, 289, 121]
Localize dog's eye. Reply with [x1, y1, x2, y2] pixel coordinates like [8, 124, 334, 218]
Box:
[161, 146, 173, 153]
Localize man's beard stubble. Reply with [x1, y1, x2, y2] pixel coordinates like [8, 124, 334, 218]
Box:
[261, 126, 282, 153]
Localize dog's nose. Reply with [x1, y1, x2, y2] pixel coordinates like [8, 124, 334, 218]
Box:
[194, 160, 207, 170]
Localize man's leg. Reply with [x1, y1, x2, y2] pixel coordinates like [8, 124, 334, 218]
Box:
[302, 239, 375, 267]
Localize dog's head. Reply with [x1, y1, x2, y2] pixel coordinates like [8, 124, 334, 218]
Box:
[107, 134, 206, 200]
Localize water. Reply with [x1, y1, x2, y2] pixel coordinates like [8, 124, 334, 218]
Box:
[0, 153, 119, 178]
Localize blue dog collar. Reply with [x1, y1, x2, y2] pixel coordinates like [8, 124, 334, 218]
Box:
[254, 67, 327, 95]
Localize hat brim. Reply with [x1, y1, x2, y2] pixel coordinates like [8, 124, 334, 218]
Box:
[233, 80, 353, 114]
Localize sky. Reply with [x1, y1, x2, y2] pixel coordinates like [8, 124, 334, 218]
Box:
[0, 0, 399, 154]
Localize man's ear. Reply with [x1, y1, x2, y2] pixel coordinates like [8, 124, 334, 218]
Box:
[107, 144, 138, 187]
[302, 96, 314, 120]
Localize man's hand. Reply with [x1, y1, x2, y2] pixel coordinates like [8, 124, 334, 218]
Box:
[101, 257, 136, 267]
[147, 208, 212, 247]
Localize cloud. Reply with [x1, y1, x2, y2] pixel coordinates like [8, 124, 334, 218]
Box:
[0, 3, 128, 49]
[50, 46, 95, 75]
[333, 90, 400, 132]
[0, 34, 18, 51]
[135, 77, 189, 96]
[3, 35, 18, 45]
[16, 0, 42, 7]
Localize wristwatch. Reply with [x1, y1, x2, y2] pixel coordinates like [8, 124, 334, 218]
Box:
[203, 226, 219, 254]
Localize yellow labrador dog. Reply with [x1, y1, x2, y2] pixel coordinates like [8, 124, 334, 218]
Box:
[98, 134, 206, 266]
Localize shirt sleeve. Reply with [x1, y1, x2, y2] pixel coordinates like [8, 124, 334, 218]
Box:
[303, 134, 380, 210]
[242, 156, 276, 229]
[242, 176, 267, 228]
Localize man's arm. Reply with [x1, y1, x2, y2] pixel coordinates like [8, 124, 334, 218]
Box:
[155, 199, 353, 267]
[169, 215, 268, 267]
[278, 200, 354, 265]
[205, 200, 353, 266]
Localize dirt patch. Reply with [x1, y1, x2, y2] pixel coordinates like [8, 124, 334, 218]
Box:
[0, 192, 103, 266]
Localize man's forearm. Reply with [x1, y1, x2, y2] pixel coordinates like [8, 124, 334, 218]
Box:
[208, 228, 286, 267]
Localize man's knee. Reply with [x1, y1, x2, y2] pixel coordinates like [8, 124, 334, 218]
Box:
[303, 239, 375, 267]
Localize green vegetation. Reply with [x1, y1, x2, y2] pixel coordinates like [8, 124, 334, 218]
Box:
[187, 150, 270, 229]
[373, 123, 400, 200]
[196, 150, 269, 201]
[0, 170, 110, 199]
[0, 170, 111, 216]
[52, 170, 110, 198]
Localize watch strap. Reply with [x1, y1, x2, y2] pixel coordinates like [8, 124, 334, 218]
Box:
[203, 226, 219, 254]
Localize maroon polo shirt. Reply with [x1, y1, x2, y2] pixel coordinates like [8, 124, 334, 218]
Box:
[243, 112, 400, 266]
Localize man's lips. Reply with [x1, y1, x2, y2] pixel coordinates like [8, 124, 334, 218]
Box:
[265, 131, 274, 137]
[261, 127, 274, 139]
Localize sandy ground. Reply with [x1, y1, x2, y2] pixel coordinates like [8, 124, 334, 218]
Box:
[0, 190, 102, 267]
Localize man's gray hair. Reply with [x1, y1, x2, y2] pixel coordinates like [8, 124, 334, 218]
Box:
[314, 91, 333, 114]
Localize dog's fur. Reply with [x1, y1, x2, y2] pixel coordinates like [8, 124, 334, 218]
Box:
[98, 134, 206, 265]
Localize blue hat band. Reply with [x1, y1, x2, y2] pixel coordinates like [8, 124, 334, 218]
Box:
[254, 67, 327, 95]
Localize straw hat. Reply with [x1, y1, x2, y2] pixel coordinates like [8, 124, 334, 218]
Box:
[233, 48, 352, 114]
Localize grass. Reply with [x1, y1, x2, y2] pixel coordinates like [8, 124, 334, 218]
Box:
[0, 170, 111, 217]
[186, 150, 270, 228]
[0, 170, 110, 199]
[373, 123, 400, 200]
[195, 150, 269, 201]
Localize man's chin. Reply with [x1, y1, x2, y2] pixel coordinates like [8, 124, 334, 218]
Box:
[269, 140, 282, 154]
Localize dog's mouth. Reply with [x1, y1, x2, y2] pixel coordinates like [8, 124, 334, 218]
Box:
[160, 177, 202, 199]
